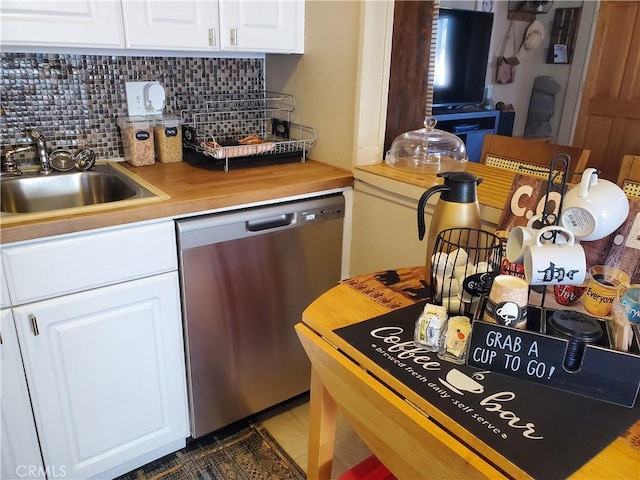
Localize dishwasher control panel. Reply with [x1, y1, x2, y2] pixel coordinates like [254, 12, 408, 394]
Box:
[299, 205, 343, 224]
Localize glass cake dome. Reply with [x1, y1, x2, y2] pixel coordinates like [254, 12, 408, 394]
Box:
[385, 116, 468, 173]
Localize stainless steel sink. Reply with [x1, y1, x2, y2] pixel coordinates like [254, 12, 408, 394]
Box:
[1, 163, 159, 214]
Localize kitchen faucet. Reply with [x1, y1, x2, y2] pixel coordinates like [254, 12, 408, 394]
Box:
[30, 130, 53, 174]
[1, 131, 54, 176]
[0, 145, 29, 177]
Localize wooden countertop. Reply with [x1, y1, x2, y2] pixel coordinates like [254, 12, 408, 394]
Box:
[0, 160, 524, 244]
[354, 163, 519, 211]
[0, 160, 353, 244]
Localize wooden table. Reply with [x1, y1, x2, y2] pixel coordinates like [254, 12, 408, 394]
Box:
[295, 267, 640, 479]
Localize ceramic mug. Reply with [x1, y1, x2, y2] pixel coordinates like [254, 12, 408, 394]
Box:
[524, 226, 586, 286]
[620, 286, 640, 324]
[553, 283, 588, 306]
[560, 168, 630, 241]
[584, 265, 630, 316]
[507, 223, 570, 264]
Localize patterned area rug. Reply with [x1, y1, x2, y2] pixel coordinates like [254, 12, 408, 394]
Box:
[116, 421, 306, 480]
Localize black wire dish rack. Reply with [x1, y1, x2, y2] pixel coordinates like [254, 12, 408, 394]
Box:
[177, 91, 316, 172]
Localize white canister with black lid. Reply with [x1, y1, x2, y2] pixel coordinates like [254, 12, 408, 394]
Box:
[154, 115, 183, 163]
[117, 116, 155, 166]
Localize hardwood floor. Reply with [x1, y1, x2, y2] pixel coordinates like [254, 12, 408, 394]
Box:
[257, 393, 372, 479]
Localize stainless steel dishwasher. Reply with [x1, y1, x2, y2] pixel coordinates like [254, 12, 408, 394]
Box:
[176, 193, 344, 438]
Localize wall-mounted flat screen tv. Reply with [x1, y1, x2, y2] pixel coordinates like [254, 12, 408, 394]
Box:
[433, 8, 494, 109]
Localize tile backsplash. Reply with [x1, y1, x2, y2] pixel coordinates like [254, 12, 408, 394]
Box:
[0, 53, 264, 163]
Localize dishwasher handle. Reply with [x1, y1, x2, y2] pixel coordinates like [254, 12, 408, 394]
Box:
[246, 213, 295, 232]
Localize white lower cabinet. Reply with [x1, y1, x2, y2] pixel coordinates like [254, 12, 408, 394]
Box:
[11, 272, 188, 479]
[1, 309, 46, 480]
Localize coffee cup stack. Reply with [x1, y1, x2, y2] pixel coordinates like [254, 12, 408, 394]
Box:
[482, 274, 529, 329]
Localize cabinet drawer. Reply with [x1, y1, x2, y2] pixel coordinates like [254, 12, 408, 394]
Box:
[2, 220, 177, 305]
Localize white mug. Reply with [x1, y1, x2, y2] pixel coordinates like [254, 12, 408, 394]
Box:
[507, 223, 569, 264]
[560, 168, 630, 241]
[524, 226, 586, 286]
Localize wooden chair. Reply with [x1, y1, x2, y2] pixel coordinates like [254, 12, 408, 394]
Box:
[616, 155, 640, 198]
[479, 134, 590, 184]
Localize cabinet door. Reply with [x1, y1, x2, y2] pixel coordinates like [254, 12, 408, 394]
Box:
[122, 0, 220, 51]
[12, 273, 188, 480]
[0, 259, 9, 309]
[1, 309, 46, 480]
[219, 0, 304, 53]
[0, 0, 124, 48]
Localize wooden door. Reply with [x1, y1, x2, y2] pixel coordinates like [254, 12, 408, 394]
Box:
[572, 1, 640, 182]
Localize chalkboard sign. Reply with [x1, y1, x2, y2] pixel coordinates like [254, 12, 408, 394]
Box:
[467, 309, 640, 407]
[334, 302, 640, 480]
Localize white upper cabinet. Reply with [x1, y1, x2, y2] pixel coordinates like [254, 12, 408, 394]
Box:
[122, 0, 220, 51]
[0, 0, 304, 53]
[0, 0, 125, 48]
[219, 0, 304, 53]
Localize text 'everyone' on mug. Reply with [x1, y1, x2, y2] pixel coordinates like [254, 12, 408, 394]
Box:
[584, 265, 631, 317]
[620, 286, 640, 324]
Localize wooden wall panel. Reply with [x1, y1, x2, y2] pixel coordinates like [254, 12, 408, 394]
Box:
[383, 1, 435, 157]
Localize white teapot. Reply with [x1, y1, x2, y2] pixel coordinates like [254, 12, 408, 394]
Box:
[560, 168, 629, 241]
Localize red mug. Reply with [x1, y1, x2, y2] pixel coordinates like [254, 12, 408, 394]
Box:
[553, 284, 587, 306]
[500, 257, 526, 279]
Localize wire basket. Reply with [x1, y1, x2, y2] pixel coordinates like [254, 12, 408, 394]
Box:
[430, 228, 503, 318]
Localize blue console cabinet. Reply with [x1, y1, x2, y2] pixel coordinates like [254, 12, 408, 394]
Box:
[433, 109, 500, 163]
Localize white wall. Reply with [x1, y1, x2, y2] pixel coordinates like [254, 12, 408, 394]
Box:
[266, 0, 599, 172]
[442, 0, 595, 141]
[265, 1, 363, 171]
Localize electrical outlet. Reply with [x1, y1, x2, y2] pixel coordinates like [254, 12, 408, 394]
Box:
[125, 81, 166, 116]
